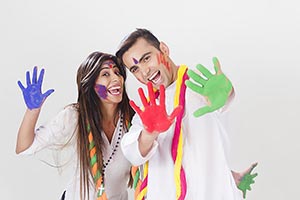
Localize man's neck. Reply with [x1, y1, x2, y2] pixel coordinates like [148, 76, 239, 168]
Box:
[169, 64, 179, 87]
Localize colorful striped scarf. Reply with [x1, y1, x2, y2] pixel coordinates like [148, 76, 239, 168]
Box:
[88, 125, 108, 200]
[135, 65, 188, 200]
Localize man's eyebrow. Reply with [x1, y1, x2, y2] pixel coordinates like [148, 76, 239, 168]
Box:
[129, 52, 151, 72]
[139, 52, 151, 63]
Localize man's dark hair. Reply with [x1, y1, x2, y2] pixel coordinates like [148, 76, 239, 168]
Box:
[116, 28, 160, 67]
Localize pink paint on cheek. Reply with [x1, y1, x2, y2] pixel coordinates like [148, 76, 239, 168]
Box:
[157, 53, 170, 71]
[133, 58, 138, 65]
[95, 84, 108, 99]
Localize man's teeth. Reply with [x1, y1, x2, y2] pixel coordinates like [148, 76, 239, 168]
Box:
[149, 71, 160, 84]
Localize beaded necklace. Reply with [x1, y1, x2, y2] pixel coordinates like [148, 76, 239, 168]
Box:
[88, 114, 124, 200]
[102, 115, 123, 176]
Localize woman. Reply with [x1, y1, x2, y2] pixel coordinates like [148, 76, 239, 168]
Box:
[16, 52, 135, 200]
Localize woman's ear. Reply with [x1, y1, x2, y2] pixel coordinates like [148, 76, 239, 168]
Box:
[159, 41, 170, 56]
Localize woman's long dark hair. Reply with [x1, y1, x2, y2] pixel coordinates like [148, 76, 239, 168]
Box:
[75, 51, 134, 199]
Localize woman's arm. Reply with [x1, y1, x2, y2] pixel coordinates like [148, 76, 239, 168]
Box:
[16, 108, 41, 154]
[16, 66, 54, 154]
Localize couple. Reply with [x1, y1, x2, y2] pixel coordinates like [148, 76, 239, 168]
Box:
[16, 28, 257, 200]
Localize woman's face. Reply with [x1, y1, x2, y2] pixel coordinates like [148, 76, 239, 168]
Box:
[94, 59, 124, 105]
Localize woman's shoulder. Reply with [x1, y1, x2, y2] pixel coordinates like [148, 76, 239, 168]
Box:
[63, 103, 79, 115]
[50, 103, 79, 124]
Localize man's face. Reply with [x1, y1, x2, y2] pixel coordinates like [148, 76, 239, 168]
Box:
[122, 38, 174, 89]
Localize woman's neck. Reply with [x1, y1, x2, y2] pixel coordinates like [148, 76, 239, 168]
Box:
[100, 103, 119, 143]
[100, 103, 118, 121]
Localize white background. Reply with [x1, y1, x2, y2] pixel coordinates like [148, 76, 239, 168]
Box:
[1, 0, 299, 199]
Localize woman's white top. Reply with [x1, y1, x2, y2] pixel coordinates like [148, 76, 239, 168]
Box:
[20, 106, 131, 200]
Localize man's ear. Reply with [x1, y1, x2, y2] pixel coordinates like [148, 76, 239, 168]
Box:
[159, 41, 170, 56]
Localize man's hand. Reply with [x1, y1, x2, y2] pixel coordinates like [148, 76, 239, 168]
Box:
[18, 66, 54, 110]
[185, 57, 232, 117]
[233, 162, 258, 199]
[130, 82, 182, 133]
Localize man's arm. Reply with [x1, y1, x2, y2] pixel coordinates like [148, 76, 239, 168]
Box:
[125, 82, 182, 159]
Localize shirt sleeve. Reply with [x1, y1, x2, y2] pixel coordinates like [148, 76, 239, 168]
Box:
[121, 113, 158, 166]
[19, 106, 78, 156]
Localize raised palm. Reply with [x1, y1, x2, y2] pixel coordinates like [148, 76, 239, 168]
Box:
[18, 66, 54, 110]
[130, 82, 182, 133]
[185, 57, 232, 117]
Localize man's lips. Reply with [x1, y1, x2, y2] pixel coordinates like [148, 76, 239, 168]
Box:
[148, 71, 161, 85]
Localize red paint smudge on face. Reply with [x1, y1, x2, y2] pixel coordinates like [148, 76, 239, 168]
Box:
[157, 53, 170, 71]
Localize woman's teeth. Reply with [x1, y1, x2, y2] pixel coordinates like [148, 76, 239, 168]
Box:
[108, 86, 121, 95]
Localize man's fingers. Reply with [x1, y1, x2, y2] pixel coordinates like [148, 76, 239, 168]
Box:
[212, 57, 222, 75]
[193, 106, 211, 117]
[251, 173, 258, 179]
[196, 64, 213, 79]
[138, 87, 148, 107]
[159, 85, 165, 108]
[185, 80, 204, 94]
[129, 100, 142, 116]
[249, 162, 258, 174]
[147, 82, 156, 105]
[169, 105, 183, 121]
[187, 69, 207, 86]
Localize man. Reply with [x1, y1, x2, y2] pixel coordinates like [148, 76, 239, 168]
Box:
[116, 28, 256, 199]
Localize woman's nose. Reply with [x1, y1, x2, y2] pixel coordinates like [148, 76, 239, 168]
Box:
[111, 71, 121, 81]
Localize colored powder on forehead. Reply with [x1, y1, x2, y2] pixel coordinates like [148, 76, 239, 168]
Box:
[95, 84, 107, 99]
[133, 58, 138, 64]
[103, 61, 115, 69]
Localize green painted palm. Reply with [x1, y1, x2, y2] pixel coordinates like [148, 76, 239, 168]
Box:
[185, 57, 232, 117]
[237, 163, 258, 199]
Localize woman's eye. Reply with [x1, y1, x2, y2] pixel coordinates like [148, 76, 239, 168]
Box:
[115, 71, 121, 76]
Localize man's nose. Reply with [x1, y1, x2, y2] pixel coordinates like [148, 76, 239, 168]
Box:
[141, 67, 150, 77]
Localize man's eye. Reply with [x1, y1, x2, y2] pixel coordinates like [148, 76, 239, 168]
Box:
[144, 56, 150, 62]
[131, 67, 138, 73]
